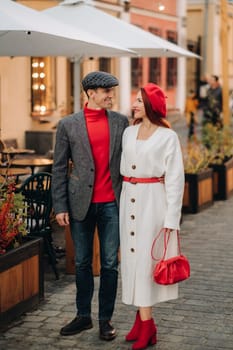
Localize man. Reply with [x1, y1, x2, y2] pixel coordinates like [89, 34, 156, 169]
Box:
[52, 71, 129, 341]
[203, 75, 223, 128]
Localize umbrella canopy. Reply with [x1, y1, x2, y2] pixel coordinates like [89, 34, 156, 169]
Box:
[0, 0, 135, 57]
[44, 0, 200, 112]
[44, 0, 199, 59]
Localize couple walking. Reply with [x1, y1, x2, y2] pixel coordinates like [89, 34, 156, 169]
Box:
[52, 71, 184, 349]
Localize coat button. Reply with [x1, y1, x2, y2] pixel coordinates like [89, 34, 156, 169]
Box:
[88, 184, 93, 188]
[90, 168, 94, 172]
[130, 231, 135, 236]
[130, 248, 135, 252]
[131, 215, 135, 220]
[132, 165, 136, 169]
[131, 198, 135, 203]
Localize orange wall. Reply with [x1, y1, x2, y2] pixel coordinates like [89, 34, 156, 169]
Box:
[131, 0, 176, 14]
[19, 0, 59, 10]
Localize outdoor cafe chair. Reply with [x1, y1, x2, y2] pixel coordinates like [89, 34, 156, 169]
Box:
[19, 172, 59, 279]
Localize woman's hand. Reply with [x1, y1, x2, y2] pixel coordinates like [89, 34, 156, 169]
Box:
[159, 175, 165, 184]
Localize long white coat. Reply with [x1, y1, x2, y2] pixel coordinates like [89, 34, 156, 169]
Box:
[119, 124, 185, 307]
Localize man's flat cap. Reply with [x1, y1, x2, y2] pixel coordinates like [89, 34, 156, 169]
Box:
[82, 71, 119, 91]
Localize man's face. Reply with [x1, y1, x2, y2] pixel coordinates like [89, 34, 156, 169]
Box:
[87, 87, 116, 109]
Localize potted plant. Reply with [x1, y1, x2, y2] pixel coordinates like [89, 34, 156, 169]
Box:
[0, 176, 44, 331]
[202, 124, 233, 200]
[182, 141, 215, 213]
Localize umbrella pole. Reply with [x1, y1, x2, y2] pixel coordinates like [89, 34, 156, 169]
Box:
[73, 57, 83, 112]
[221, 0, 230, 126]
[119, 57, 131, 116]
[119, 1, 131, 117]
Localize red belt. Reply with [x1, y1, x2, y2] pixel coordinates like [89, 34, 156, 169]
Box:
[123, 176, 163, 184]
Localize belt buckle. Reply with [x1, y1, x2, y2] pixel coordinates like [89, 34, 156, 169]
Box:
[129, 177, 137, 184]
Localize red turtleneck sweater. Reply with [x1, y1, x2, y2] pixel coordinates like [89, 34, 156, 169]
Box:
[84, 105, 115, 203]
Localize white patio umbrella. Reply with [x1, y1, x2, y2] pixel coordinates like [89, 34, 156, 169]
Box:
[44, 0, 200, 112]
[44, 0, 199, 59]
[0, 0, 137, 121]
[0, 0, 135, 57]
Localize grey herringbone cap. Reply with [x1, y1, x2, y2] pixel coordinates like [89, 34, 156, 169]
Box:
[82, 71, 119, 91]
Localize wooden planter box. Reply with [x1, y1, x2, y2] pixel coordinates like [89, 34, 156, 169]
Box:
[0, 237, 44, 330]
[211, 157, 233, 200]
[182, 168, 214, 214]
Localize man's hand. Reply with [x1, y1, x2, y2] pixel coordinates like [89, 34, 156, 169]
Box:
[56, 212, 70, 226]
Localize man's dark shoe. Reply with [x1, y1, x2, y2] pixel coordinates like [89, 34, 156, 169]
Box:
[99, 320, 116, 341]
[60, 315, 93, 336]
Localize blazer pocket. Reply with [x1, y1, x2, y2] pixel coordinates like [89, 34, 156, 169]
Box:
[68, 176, 79, 194]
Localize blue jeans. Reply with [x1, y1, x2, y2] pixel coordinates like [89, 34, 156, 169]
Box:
[70, 201, 119, 321]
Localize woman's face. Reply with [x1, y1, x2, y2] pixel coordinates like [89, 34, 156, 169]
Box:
[132, 90, 146, 120]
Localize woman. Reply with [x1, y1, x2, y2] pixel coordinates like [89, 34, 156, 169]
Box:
[119, 83, 184, 350]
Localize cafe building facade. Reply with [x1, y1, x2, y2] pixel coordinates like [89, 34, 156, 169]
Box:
[0, 0, 195, 149]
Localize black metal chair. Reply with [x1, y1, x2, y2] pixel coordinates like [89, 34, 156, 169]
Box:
[19, 172, 59, 279]
[0, 139, 9, 165]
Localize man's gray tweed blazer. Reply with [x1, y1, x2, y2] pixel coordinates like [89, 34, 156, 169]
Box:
[51, 110, 129, 221]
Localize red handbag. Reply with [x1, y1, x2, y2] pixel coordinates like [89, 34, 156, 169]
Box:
[151, 229, 190, 285]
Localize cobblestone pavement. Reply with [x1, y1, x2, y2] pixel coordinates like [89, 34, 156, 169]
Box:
[1, 115, 233, 350]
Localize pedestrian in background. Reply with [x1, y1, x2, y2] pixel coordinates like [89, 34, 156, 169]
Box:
[52, 71, 129, 341]
[203, 75, 223, 128]
[119, 83, 184, 349]
[198, 74, 210, 109]
[185, 89, 199, 140]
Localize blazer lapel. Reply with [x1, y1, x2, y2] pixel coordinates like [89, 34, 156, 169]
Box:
[108, 111, 118, 160]
[73, 111, 93, 161]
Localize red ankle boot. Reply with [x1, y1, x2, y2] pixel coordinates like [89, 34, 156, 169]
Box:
[125, 311, 141, 342]
[132, 319, 157, 350]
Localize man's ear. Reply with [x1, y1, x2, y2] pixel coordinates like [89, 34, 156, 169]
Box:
[87, 88, 96, 98]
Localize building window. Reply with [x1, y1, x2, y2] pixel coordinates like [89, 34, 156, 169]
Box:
[131, 58, 143, 89]
[99, 58, 111, 72]
[149, 58, 161, 85]
[148, 27, 162, 84]
[31, 57, 56, 117]
[166, 31, 177, 89]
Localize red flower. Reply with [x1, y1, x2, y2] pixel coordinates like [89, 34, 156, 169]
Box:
[0, 177, 27, 254]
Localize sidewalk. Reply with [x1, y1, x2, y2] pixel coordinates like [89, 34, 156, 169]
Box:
[1, 195, 233, 350]
[1, 116, 233, 350]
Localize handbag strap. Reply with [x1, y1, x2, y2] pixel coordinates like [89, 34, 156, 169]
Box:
[151, 228, 182, 261]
